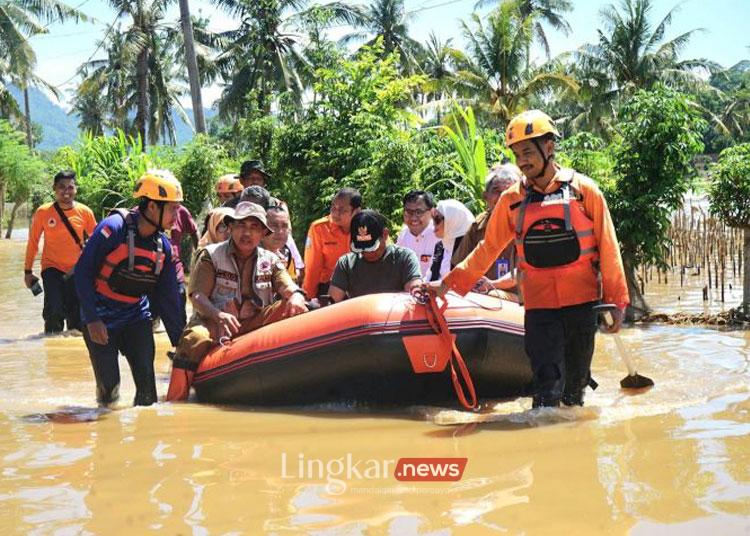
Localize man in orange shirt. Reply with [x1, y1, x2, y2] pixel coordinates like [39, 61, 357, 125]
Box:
[24, 170, 97, 333]
[303, 187, 362, 299]
[431, 110, 629, 408]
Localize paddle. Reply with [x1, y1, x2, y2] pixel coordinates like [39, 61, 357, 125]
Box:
[593, 304, 654, 389]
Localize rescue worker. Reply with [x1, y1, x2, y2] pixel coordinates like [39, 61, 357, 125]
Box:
[215, 174, 243, 205]
[75, 170, 186, 407]
[166, 201, 307, 401]
[302, 187, 362, 299]
[430, 110, 629, 408]
[24, 170, 97, 333]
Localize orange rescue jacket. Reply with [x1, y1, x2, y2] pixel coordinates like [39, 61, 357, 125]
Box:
[302, 215, 350, 297]
[444, 167, 629, 310]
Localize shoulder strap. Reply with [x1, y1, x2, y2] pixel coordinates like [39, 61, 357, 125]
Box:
[53, 202, 83, 250]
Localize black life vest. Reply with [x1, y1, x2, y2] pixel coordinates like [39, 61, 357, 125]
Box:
[95, 210, 166, 304]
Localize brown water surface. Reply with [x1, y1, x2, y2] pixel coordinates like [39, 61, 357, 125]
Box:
[1, 238, 748, 534]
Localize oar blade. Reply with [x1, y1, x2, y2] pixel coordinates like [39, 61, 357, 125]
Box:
[620, 373, 655, 389]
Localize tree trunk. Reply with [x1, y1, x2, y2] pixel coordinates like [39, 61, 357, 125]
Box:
[178, 0, 206, 134]
[743, 227, 750, 316]
[623, 256, 651, 322]
[0, 181, 5, 237]
[4, 200, 22, 239]
[23, 86, 33, 149]
[135, 47, 149, 147]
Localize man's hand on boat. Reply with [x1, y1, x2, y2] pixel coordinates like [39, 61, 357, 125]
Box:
[282, 291, 307, 317]
[426, 280, 449, 298]
[213, 311, 242, 339]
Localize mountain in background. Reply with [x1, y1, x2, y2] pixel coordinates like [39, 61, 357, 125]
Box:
[8, 86, 216, 151]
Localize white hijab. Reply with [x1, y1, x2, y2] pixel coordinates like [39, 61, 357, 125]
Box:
[436, 199, 474, 251]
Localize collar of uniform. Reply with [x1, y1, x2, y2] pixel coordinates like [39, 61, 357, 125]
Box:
[522, 165, 571, 194]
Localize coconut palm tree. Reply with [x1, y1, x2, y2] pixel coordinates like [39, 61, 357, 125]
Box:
[73, 21, 188, 144]
[416, 32, 456, 120]
[0, 0, 85, 145]
[212, 0, 361, 119]
[340, 0, 422, 72]
[451, 3, 578, 125]
[475, 0, 573, 58]
[577, 0, 716, 96]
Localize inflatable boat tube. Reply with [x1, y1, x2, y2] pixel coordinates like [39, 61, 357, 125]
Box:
[192, 291, 532, 407]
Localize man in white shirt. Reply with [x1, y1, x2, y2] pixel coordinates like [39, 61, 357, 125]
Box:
[396, 190, 449, 280]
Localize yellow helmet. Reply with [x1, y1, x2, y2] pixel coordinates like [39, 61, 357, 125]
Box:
[133, 170, 183, 202]
[505, 110, 560, 147]
[216, 174, 242, 195]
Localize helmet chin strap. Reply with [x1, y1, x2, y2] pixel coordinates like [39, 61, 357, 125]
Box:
[529, 137, 553, 182]
[141, 201, 166, 232]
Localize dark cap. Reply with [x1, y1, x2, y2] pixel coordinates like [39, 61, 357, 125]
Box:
[239, 185, 271, 209]
[350, 210, 386, 253]
[239, 160, 271, 180]
[225, 201, 272, 235]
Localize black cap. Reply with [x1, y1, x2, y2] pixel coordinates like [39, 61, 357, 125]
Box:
[239, 160, 271, 180]
[240, 185, 271, 209]
[350, 210, 385, 253]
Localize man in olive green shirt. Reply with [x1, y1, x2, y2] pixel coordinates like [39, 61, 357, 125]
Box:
[329, 210, 422, 302]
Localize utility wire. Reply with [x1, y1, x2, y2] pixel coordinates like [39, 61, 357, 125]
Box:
[53, 12, 120, 89]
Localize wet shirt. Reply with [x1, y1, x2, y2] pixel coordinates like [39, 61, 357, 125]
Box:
[24, 202, 97, 273]
[330, 244, 422, 299]
[168, 205, 198, 284]
[302, 215, 350, 297]
[74, 212, 184, 345]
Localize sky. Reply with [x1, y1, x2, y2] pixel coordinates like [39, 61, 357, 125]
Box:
[27, 0, 750, 109]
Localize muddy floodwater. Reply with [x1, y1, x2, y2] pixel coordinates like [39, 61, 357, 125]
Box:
[1, 237, 748, 534]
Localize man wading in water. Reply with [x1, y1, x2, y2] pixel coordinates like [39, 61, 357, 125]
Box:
[430, 110, 630, 408]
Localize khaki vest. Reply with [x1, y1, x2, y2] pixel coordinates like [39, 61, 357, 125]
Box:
[204, 241, 276, 312]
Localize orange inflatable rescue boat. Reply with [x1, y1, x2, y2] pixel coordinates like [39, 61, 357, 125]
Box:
[188, 291, 532, 408]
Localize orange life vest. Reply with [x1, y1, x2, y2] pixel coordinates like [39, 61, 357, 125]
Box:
[514, 174, 600, 309]
[95, 210, 165, 304]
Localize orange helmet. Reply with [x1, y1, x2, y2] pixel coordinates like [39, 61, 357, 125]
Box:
[505, 110, 560, 147]
[134, 169, 183, 202]
[216, 174, 242, 195]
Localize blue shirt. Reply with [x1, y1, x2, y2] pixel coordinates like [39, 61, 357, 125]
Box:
[75, 211, 185, 346]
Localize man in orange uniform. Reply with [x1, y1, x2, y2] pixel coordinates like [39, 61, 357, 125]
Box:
[302, 187, 362, 299]
[24, 170, 97, 333]
[431, 110, 629, 408]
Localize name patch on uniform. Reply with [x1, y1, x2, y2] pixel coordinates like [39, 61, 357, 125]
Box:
[216, 269, 238, 282]
[255, 273, 273, 283]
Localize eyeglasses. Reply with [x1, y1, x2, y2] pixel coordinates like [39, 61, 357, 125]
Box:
[404, 208, 429, 217]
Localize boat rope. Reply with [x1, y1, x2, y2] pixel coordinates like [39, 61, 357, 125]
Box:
[419, 290, 478, 411]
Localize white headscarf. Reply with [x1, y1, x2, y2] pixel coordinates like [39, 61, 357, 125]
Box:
[436, 199, 474, 251]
